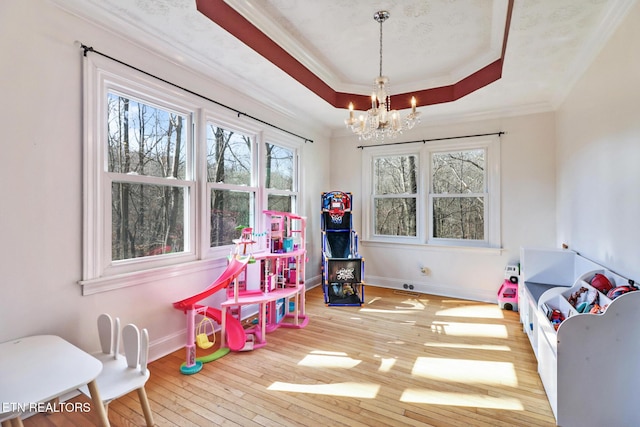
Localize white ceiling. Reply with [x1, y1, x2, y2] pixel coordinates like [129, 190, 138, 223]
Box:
[51, 0, 636, 133]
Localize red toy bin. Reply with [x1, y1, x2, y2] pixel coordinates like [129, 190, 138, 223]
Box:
[498, 279, 518, 311]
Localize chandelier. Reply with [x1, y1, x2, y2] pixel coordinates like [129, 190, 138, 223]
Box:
[345, 10, 421, 141]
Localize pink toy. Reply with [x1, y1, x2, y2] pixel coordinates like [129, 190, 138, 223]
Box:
[173, 211, 309, 375]
[498, 279, 518, 311]
[173, 256, 250, 374]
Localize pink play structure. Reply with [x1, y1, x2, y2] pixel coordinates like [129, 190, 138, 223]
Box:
[173, 211, 308, 374]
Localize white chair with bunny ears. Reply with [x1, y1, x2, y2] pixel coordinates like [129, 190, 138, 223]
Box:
[79, 314, 154, 426]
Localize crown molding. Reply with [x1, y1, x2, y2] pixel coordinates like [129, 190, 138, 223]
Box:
[223, 0, 341, 90]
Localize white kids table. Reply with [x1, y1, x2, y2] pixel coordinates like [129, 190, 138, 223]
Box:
[0, 335, 109, 426]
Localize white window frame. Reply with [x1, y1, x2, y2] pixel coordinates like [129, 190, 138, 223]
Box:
[202, 115, 261, 258]
[81, 54, 302, 295]
[366, 146, 421, 243]
[362, 135, 501, 249]
[82, 54, 200, 287]
[262, 131, 300, 216]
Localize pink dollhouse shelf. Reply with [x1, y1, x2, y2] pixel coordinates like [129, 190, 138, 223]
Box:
[219, 210, 308, 350]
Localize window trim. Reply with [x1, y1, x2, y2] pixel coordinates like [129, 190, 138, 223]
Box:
[83, 54, 201, 284]
[81, 53, 302, 295]
[263, 131, 301, 215]
[362, 135, 501, 249]
[203, 115, 262, 259]
[371, 152, 420, 240]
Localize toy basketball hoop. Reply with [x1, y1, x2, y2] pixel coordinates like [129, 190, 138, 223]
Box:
[329, 209, 344, 224]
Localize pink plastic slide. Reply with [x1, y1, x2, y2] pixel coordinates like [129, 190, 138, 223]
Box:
[173, 257, 249, 351]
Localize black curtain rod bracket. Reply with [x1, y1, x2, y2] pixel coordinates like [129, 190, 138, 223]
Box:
[79, 43, 313, 143]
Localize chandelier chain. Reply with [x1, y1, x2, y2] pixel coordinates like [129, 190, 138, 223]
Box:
[379, 16, 383, 77]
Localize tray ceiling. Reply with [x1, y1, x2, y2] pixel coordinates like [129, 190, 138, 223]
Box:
[51, 0, 636, 131]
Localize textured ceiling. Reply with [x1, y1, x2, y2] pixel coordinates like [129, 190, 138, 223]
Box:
[51, 0, 636, 132]
[220, 0, 507, 93]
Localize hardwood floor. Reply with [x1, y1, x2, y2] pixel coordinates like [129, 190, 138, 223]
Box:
[23, 286, 556, 426]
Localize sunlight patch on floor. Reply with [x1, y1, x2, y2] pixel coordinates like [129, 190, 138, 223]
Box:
[298, 350, 361, 368]
[376, 356, 397, 372]
[396, 299, 426, 310]
[412, 357, 518, 386]
[400, 389, 524, 410]
[436, 304, 505, 319]
[430, 321, 509, 338]
[424, 342, 511, 352]
[268, 381, 380, 398]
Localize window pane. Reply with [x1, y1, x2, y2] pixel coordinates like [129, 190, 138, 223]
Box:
[433, 196, 484, 240]
[374, 198, 417, 236]
[432, 149, 484, 194]
[206, 125, 252, 185]
[265, 143, 293, 191]
[107, 93, 186, 179]
[374, 155, 417, 195]
[112, 182, 185, 260]
[268, 194, 293, 213]
[210, 189, 252, 247]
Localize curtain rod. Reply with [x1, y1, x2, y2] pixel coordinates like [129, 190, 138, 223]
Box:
[80, 43, 313, 144]
[356, 131, 504, 149]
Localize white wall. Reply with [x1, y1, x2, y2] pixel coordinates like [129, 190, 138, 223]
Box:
[330, 113, 557, 302]
[0, 0, 330, 359]
[556, 1, 640, 281]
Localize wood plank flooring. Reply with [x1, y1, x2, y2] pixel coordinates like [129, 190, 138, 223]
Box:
[22, 286, 556, 426]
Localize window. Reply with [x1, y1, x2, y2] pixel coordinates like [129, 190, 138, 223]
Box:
[265, 142, 297, 212]
[373, 155, 417, 237]
[207, 124, 256, 248]
[82, 54, 300, 291]
[363, 136, 500, 248]
[107, 92, 192, 262]
[430, 149, 486, 242]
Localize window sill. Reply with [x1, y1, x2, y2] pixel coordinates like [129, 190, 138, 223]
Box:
[79, 257, 228, 296]
[361, 239, 503, 255]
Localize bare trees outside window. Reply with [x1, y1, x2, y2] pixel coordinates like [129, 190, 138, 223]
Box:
[364, 137, 499, 248]
[107, 93, 188, 261]
[431, 149, 486, 240]
[84, 55, 302, 286]
[205, 130, 299, 248]
[207, 125, 254, 248]
[373, 155, 418, 237]
[266, 143, 295, 213]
